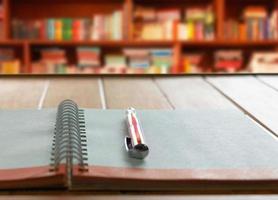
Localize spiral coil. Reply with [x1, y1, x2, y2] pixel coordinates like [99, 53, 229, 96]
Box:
[50, 99, 88, 172]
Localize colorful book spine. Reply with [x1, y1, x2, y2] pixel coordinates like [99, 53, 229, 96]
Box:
[62, 18, 72, 40]
[134, 5, 214, 41]
[12, 10, 123, 41]
[264, 18, 269, 39]
[239, 23, 246, 40]
[258, 18, 264, 40]
[47, 19, 55, 40]
[252, 19, 258, 40]
[195, 21, 203, 40]
[246, 18, 253, 40]
[55, 19, 63, 40]
[39, 20, 46, 40]
[72, 19, 81, 41]
[224, 6, 278, 41]
[187, 21, 195, 40]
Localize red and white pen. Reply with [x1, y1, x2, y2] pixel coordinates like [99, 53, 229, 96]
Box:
[125, 107, 149, 159]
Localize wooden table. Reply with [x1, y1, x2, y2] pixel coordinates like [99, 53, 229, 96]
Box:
[1, 75, 278, 199]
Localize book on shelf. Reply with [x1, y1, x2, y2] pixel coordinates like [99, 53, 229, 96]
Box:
[248, 52, 278, 73]
[127, 56, 150, 69]
[150, 49, 173, 73]
[224, 6, 278, 41]
[1, 60, 20, 74]
[2, 99, 278, 191]
[0, 48, 20, 74]
[12, 10, 124, 41]
[134, 5, 215, 41]
[0, 4, 3, 19]
[0, 4, 3, 39]
[0, 21, 3, 39]
[77, 47, 101, 68]
[92, 11, 123, 40]
[121, 48, 174, 73]
[123, 48, 150, 68]
[183, 6, 215, 41]
[214, 50, 243, 72]
[244, 6, 268, 40]
[124, 48, 174, 73]
[182, 53, 205, 73]
[104, 54, 126, 68]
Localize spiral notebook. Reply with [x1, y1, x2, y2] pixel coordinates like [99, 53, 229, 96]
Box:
[1, 99, 278, 191]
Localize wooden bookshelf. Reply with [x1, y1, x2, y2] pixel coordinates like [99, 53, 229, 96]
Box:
[0, 0, 277, 73]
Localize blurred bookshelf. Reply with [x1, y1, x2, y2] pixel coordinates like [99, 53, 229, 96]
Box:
[0, 0, 278, 74]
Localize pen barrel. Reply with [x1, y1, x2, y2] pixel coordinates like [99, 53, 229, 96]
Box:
[126, 109, 145, 146]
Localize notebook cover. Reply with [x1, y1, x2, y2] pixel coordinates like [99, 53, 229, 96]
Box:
[72, 109, 278, 191]
[0, 109, 67, 189]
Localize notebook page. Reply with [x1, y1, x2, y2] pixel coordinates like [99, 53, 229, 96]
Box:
[84, 109, 278, 169]
[0, 109, 56, 169]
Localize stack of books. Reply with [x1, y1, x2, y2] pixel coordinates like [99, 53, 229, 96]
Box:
[134, 8, 180, 40]
[31, 47, 175, 74]
[104, 54, 126, 68]
[224, 19, 243, 40]
[150, 49, 173, 73]
[244, 6, 269, 40]
[224, 6, 278, 40]
[123, 48, 150, 68]
[77, 47, 101, 68]
[0, 60, 20, 74]
[92, 11, 123, 40]
[248, 52, 278, 73]
[0, 48, 20, 74]
[12, 11, 123, 41]
[32, 48, 67, 73]
[134, 5, 215, 41]
[179, 6, 215, 40]
[182, 53, 205, 73]
[40, 48, 67, 64]
[214, 50, 243, 72]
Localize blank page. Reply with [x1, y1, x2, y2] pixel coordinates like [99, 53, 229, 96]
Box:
[84, 109, 278, 169]
[0, 109, 56, 169]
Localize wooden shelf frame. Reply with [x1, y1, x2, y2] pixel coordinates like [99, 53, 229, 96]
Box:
[0, 0, 277, 73]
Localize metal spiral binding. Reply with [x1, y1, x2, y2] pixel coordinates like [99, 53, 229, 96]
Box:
[50, 99, 88, 172]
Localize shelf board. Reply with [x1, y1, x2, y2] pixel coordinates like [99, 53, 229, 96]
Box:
[0, 40, 25, 46]
[27, 40, 175, 46]
[1, 39, 278, 47]
[180, 40, 278, 46]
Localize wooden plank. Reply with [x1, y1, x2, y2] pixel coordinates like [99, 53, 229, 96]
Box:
[0, 78, 45, 109]
[155, 77, 235, 109]
[206, 76, 278, 135]
[43, 78, 102, 108]
[257, 76, 278, 91]
[103, 77, 171, 109]
[1, 195, 278, 200]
